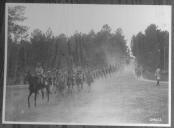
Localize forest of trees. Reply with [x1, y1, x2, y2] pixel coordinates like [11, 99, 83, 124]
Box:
[7, 6, 130, 85]
[7, 5, 169, 84]
[131, 24, 169, 73]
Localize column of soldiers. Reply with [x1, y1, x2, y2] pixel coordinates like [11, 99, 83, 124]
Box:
[92, 63, 120, 80]
[44, 63, 120, 95]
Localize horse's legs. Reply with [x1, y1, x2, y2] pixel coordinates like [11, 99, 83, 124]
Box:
[46, 87, 50, 102]
[54, 84, 57, 94]
[88, 83, 91, 92]
[70, 85, 72, 94]
[41, 89, 44, 100]
[77, 84, 80, 92]
[67, 84, 72, 95]
[156, 80, 160, 86]
[70, 84, 73, 94]
[28, 91, 32, 108]
[47, 87, 50, 102]
[67, 85, 70, 95]
[34, 92, 38, 107]
[40, 89, 44, 104]
[80, 81, 83, 90]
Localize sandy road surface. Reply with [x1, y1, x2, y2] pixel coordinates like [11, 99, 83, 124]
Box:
[4, 70, 168, 125]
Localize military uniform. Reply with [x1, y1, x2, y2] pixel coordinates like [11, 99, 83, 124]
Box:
[155, 68, 161, 86]
[35, 65, 44, 84]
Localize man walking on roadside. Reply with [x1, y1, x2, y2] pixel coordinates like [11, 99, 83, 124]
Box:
[155, 67, 161, 86]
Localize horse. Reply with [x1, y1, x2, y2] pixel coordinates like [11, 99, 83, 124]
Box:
[24, 72, 50, 108]
[75, 72, 84, 92]
[67, 72, 74, 94]
[135, 66, 143, 80]
[59, 72, 67, 96]
[53, 71, 67, 96]
[85, 72, 94, 92]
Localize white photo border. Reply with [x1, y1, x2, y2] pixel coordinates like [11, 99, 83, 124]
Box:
[2, 3, 172, 127]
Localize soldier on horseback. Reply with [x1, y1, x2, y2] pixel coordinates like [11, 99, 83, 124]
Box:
[35, 62, 45, 85]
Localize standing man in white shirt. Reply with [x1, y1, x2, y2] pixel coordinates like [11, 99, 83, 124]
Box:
[155, 67, 161, 86]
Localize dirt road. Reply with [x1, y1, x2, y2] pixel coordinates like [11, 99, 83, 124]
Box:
[4, 69, 168, 125]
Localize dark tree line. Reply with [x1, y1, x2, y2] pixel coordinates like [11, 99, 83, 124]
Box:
[7, 6, 130, 85]
[131, 24, 169, 72]
[7, 25, 130, 84]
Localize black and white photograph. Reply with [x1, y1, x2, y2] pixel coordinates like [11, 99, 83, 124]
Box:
[2, 3, 171, 126]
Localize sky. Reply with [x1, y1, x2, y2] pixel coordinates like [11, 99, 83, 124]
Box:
[7, 3, 171, 46]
